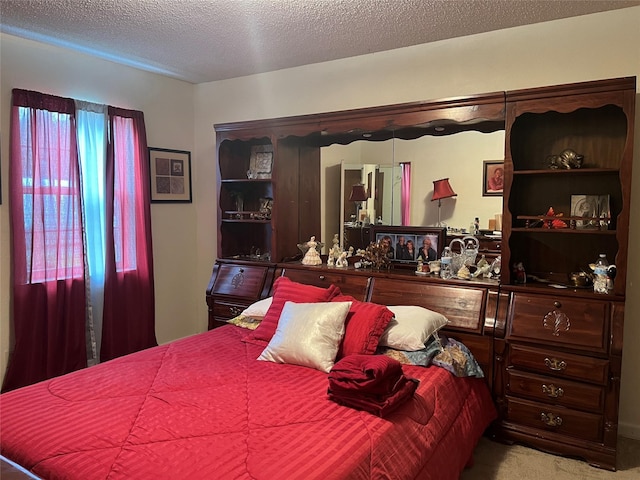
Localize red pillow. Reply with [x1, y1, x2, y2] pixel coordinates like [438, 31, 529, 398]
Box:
[333, 294, 394, 359]
[244, 276, 341, 345]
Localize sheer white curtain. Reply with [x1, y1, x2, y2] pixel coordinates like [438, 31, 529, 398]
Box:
[75, 101, 107, 365]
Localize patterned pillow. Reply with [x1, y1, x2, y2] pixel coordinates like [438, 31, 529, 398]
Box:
[244, 276, 341, 345]
[228, 315, 262, 330]
[378, 334, 485, 378]
[332, 294, 394, 359]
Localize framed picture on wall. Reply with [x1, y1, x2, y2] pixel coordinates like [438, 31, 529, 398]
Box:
[483, 160, 504, 196]
[148, 147, 192, 203]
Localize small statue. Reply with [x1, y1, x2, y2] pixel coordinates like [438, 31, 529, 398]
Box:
[335, 251, 348, 268]
[547, 149, 584, 169]
[457, 265, 471, 279]
[513, 262, 527, 284]
[330, 233, 342, 261]
[542, 206, 568, 229]
[301, 236, 322, 266]
[347, 246, 355, 257]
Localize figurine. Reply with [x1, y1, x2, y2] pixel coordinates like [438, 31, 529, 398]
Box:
[330, 233, 342, 261]
[513, 262, 527, 284]
[457, 265, 471, 279]
[547, 149, 584, 169]
[335, 251, 349, 268]
[301, 236, 322, 266]
[543, 207, 568, 229]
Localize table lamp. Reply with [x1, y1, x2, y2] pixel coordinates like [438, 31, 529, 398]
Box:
[349, 183, 368, 225]
[431, 178, 457, 227]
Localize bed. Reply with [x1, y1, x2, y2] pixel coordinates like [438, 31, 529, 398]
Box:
[1, 276, 496, 480]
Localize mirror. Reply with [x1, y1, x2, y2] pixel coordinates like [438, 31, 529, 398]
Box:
[320, 130, 505, 248]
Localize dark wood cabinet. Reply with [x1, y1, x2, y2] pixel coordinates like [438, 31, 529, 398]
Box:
[492, 77, 635, 471]
[216, 134, 320, 263]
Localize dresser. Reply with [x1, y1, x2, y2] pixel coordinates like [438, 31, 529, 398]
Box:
[493, 286, 623, 469]
[491, 77, 635, 471]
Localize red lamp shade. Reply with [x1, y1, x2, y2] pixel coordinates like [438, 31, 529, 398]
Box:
[349, 184, 369, 202]
[431, 178, 457, 201]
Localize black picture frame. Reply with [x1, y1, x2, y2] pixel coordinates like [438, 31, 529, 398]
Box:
[369, 225, 445, 264]
[148, 147, 192, 203]
[482, 160, 504, 197]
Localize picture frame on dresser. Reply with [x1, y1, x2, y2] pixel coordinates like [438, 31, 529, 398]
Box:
[370, 225, 445, 264]
[148, 147, 192, 203]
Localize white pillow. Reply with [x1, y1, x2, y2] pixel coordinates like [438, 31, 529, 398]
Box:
[241, 296, 273, 319]
[379, 305, 449, 351]
[258, 301, 352, 373]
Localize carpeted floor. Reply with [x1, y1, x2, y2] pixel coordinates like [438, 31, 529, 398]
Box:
[461, 436, 640, 479]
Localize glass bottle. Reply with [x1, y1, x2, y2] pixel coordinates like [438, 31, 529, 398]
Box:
[440, 246, 453, 279]
[593, 254, 610, 294]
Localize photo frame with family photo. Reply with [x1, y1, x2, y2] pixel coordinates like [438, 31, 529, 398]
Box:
[370, 226, 445, 264]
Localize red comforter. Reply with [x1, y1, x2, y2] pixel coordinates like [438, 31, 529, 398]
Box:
[0, 326, 496, 480]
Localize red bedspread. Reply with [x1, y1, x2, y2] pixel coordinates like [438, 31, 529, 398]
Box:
[0, 326, 496, 480]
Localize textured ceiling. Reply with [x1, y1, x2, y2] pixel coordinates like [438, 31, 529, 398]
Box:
[1, 0, 639, 84]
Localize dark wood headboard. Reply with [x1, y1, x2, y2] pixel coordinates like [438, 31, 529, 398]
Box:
[275, 263, 505, 386]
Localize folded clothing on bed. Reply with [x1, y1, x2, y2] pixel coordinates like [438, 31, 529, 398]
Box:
[328, 354, 418, 416]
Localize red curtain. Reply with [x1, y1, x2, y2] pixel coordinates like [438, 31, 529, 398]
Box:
[3, 90, 87, 391]
[100, 107, 157, 361]
[401, 162, 411, 226]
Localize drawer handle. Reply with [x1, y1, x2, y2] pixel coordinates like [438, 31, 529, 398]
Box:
[553, 301, 561, 308]
[540, 412, 563, 427]
[542, 384, 564, 398]
[544, 357, 567, 371]
[319, 275, 325, 281]
[229, 306, 243, 316]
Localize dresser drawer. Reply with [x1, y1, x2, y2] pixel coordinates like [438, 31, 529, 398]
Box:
[279, 268, 370, 300]
[213, 264, 270, 299]
[509, 293, 609, 353]
[505, 396, 602, 443]
[212, 300, 251, 320]
[509, 344, 609, 385]
[506, 368, 605, 413]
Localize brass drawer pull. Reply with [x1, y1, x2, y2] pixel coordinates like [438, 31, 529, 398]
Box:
[229, 306, 243, 316]
[540, 412, 563, 427]
[542, 384, 564, 398]
[553, 301, 561, 308]
[544, 357, 567, 371]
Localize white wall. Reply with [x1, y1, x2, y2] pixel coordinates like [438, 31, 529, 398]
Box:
[0, 34, 200, 385]
[193, 8, 640, 437]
